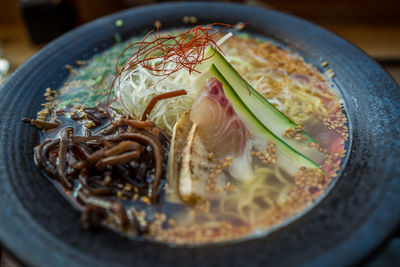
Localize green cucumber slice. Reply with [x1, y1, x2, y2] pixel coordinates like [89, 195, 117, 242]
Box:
[199, 46, 325, 165]
[209, 64, 321, 175]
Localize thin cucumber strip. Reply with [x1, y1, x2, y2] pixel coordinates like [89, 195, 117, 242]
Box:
[199, 46, 325, 165]
[209, 64, 321, 175]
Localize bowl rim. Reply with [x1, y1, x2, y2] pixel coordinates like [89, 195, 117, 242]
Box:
[0, 2, 399, 267]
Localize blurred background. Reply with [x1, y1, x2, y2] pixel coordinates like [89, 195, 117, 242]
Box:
[0, 0, 399, 85]
[0, 0, 399, 266]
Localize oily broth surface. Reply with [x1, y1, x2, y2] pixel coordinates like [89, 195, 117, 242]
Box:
[37, 31, 348, 245]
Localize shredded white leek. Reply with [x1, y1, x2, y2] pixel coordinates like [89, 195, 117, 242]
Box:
[216, 32, 233, 46]
[113, 32, 236, 135]
[113, 62, 199, 134]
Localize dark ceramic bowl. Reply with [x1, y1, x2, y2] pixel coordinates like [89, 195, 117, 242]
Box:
[0, 2, 399, 267]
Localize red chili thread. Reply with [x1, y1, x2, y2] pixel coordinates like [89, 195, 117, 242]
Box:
[106, 22, 248, 123]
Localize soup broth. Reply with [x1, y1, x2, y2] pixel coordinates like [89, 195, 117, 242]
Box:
[31, 27, 348, 245]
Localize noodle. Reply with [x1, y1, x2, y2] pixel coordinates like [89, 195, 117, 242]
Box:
[219, 167, 291, 225]
[222, 36, 340, 125]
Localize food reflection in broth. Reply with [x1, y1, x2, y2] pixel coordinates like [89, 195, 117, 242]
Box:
[27, 25, 348, 245]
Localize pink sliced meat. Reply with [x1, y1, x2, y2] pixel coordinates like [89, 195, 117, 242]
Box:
[190, 78, 248, 159]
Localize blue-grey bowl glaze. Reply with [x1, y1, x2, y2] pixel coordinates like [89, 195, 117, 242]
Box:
[0, 2, 399, 267]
